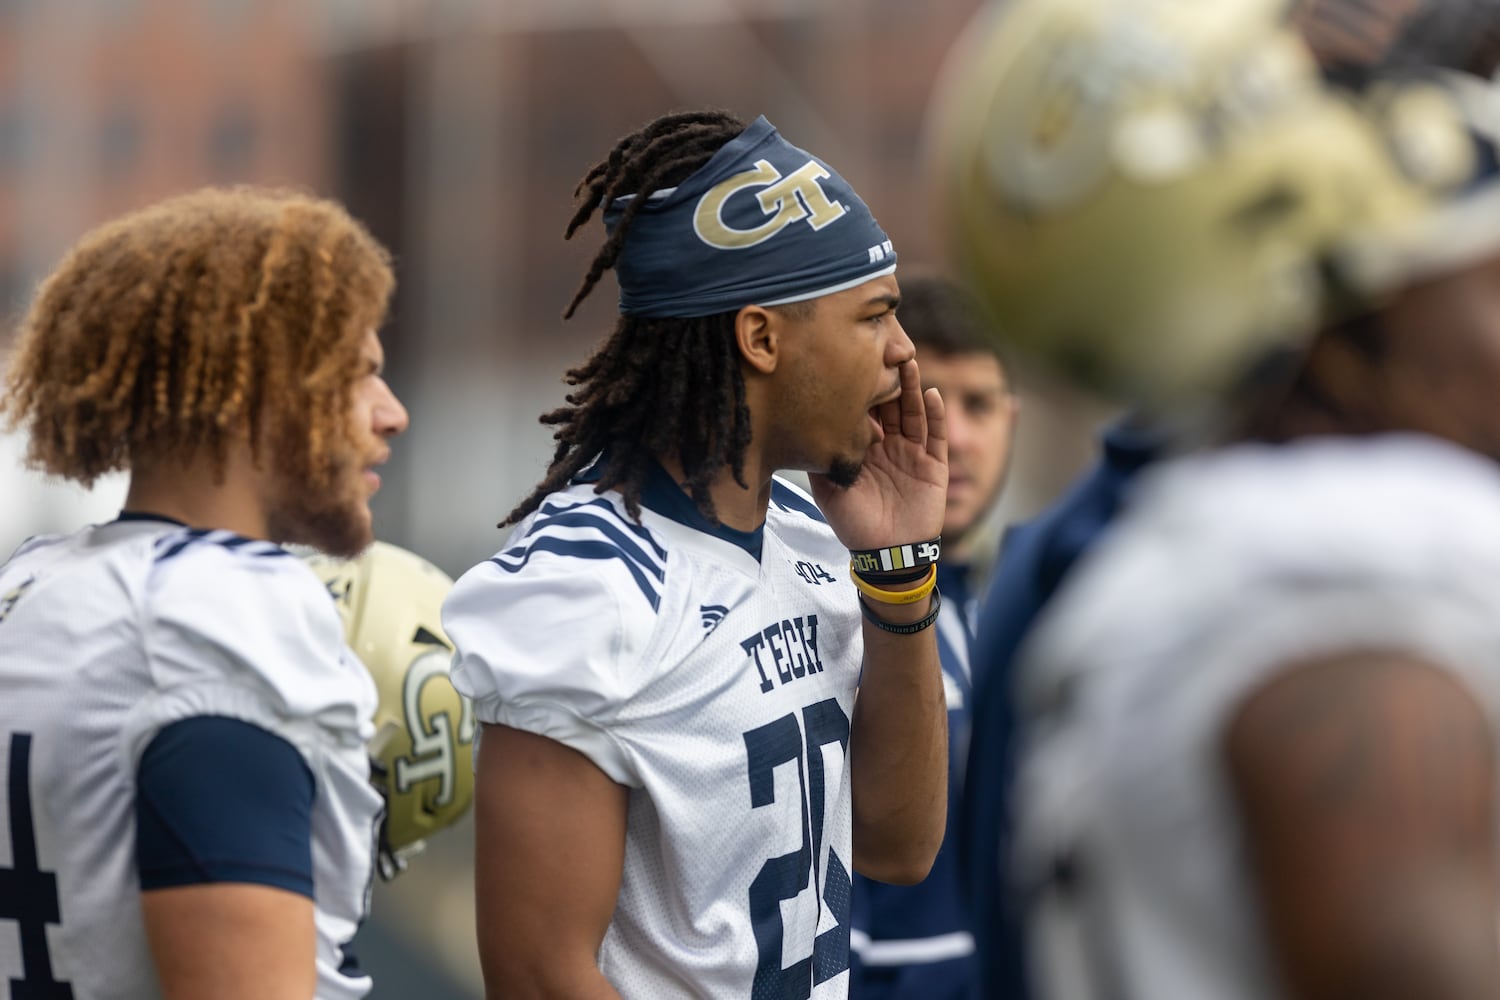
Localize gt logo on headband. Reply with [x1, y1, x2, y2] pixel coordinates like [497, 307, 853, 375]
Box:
[694, 159, 848, 250]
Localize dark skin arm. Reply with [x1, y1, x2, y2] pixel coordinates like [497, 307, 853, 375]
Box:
[1225, 652, 1500, 1000]
[142, 884, 315, 999]
[471, 724, 628, 999]
[810, 357, 950, 885]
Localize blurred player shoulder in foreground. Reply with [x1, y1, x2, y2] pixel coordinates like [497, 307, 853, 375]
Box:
[928, 0, 1500, 997]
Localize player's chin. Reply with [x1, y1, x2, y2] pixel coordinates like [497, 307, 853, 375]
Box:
[312, 523, 374, 561]
[328, 504, 377, 559]
[825, 456, 864, 490]
[274, 498, 374, 561]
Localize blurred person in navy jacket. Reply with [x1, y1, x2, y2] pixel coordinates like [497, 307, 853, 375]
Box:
[850, 275, 1018, 999]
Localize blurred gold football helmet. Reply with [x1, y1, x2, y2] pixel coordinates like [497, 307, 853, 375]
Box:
[303, 541, 474, 878]
[926, 0, 1493, 409]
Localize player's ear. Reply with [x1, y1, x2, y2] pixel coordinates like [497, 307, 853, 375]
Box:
[736, 304, 780, 375]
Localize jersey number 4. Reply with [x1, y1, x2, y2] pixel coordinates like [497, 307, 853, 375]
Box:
[743, 698, 851, 999]
[1, 732, 73, 998]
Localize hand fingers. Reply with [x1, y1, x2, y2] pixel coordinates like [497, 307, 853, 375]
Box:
[878, 369, 904, 437]
[922, 385, 947, 466]
[897, 358, 928, 442]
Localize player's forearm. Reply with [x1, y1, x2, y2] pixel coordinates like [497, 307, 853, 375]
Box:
[848, 600, 948, 884]
[481, 959, 624, 1000]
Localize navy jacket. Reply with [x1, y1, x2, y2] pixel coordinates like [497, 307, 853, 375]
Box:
[960, 420, 1163, 999]
[851, 561, 982, 1000]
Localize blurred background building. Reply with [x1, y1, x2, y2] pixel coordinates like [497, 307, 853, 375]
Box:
[0, 1, 1118, 994]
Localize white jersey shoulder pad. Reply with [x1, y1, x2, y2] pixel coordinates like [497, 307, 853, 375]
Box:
[145, 529, 373, 742]
[1028, 434, 1500, 732]
[444, 490, 665, 785]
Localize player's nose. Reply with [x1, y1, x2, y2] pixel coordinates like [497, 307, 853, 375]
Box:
[886, 316, 915, 367]
[377, 380, 410, 438]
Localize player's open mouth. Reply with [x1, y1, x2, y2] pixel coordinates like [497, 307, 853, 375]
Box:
[364, 449, 391, 493]
[867, 407, 885, 442]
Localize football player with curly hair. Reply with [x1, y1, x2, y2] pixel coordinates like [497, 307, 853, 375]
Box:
[0, 185, 407, 998]
[444, 110, 951, 998]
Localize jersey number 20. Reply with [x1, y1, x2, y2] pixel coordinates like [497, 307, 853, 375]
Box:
[743, 698, 851, 999]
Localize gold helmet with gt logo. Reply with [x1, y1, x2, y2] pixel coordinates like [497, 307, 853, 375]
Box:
[303, 540, 474, 877]
[926, 0, 1490, 410]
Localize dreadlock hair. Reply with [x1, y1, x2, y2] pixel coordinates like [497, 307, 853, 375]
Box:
[505, 109, 761, 527]
[2, 186, 393, 492]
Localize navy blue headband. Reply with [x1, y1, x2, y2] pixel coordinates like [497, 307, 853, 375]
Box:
[604, 116, 897, 318]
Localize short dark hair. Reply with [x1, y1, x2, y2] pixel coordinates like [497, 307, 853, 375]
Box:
[899, 274, 1008, 367]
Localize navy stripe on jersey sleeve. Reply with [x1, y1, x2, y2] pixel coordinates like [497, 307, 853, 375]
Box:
[494, 497, 670, 610]
[135, 716, 316, 896]
[770, 479, 827, 523]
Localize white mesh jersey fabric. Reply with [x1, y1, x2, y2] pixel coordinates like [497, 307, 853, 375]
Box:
[448, 476, 865, 998]
[0, 519, 381, 999]
[1011, 434, 1500, 1000]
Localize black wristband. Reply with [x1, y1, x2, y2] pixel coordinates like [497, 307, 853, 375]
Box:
[850, 537, 941, 576]
[858, 587, 941, 635]
[853, 565, 930, 585]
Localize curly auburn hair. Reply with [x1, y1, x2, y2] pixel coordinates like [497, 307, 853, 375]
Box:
[504, 110, 763, 528]
[1, 185, 393, 492]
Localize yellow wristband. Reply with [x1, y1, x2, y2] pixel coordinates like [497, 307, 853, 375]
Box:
[848, 561, 937, 605]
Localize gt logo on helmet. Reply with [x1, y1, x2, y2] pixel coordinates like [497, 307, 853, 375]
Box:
[397, 646, 476, 809]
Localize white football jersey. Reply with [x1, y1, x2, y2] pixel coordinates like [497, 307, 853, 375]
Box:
[447, 474, 864, 999]
[1009, 434, 1500, 1000]
[0, 517, 383, 999]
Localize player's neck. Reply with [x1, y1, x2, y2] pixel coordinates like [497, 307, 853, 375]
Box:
[123, 447, 271, 541]
[655, 452, 773, 533]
